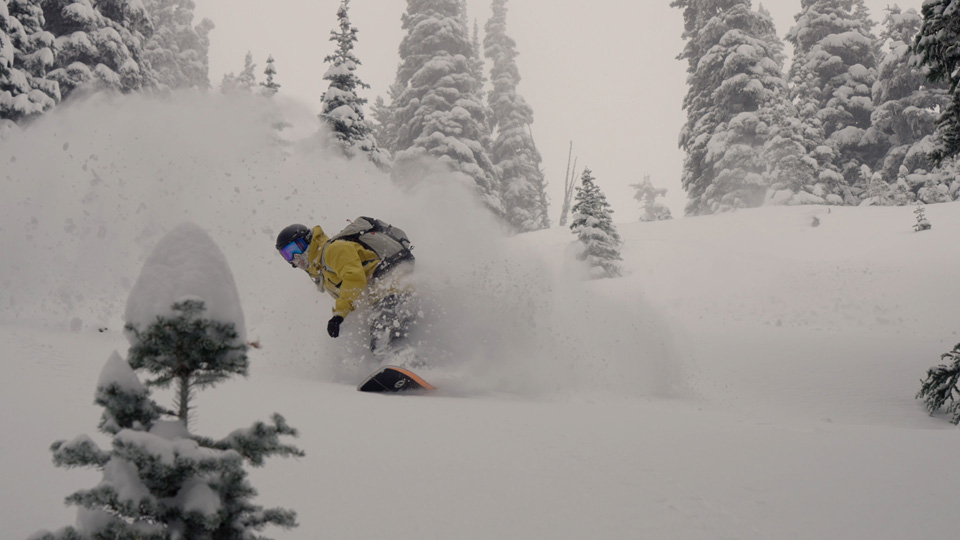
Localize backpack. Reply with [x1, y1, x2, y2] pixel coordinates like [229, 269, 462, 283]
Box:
[322, 216, 414, 278]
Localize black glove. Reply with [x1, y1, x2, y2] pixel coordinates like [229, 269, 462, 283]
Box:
[327, 315, 344, 338]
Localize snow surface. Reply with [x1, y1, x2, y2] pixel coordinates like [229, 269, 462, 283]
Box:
[97, 350, 145, 395]
[2, 93, 959, 539]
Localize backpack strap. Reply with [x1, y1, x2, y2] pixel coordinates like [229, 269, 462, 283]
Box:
[318, 239, 335, 279]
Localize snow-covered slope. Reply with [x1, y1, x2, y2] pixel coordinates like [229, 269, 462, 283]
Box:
[3, 94, 959, 539]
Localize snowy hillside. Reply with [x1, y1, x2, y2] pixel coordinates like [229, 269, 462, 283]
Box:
[3, 94, 959, 539]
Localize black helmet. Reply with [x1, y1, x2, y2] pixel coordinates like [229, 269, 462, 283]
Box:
[276, 224, 311, 250]
[276, 224, 312, 267]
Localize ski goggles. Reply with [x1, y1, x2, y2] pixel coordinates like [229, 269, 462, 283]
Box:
[279, 238, 310, 266]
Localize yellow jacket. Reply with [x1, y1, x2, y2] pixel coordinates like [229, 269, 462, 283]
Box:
[304, 226, 382, 318]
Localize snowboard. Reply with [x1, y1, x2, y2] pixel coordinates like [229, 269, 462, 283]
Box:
[357, 365, 436, 393]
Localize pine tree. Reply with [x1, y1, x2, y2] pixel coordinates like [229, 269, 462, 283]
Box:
[913, 200, 932, 231]
[142, 0, 214, 91]
[2, 1, 25, 125]
[917, 342, 960, 422]
[219, 72, 236, 93]
[236, 50, 256, 90]
[220, 51, 256, 94]
[750, 6, 820, 206]
[319, 0, 387, 167]
[94, 0, 157, 87]
[393, 0, 503, 217]
[370, 79, 405, 157]
[42, 0, 154, 99]
[1, 0, 59, 128]
[34, 224, 302, 540]
[463, 2, 485, 100]
[761, 97, 821, 205]
[466, 8, 498, 184]
[914, 0, 960, 165]
[125, 299, 248, 425]
[786, 0, 883, 203]
[871, 6, 951, 203]
[672, 0, 790, 215]
[36, 344, 303, 539]
[370, 97, 392, 154]
[260, 54, 279, 97]
[570, 168, 622, 279]
[484, 0, 549, 232]
[859, 165, 893, 205]
[631, 174, 673, 222]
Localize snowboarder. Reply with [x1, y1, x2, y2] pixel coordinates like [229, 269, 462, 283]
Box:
[275, 221, 418, 361]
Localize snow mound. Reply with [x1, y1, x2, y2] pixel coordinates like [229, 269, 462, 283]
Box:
[124, 222, 245, 343]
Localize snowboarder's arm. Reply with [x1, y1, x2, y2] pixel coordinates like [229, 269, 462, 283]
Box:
[326, 242, 368, 318]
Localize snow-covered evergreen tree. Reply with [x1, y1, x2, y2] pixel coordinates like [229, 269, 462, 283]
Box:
[392, 0, 503, 217]
[370, 78, 406, 157]
[236, 50, 256, 90]
[761, 96, 822, 205]
[917, 342, 960, 422]
[221, 51, 256, 94]
[319, 0, 387, 168]
[914, 0, 960, 165]
[126, 299, 248, 425]
[913, 200, 932, 230]
[36, 348, 303, 539]
[466, 7, 498, 184]
[42, 0, 154, 99]
[858, 165, 894, 205]
[786, 0, 883, 203]
[260, 53, 279, 97]
[218, 72, 235, 93]
[94, 0, 157, 88]
[484, 0, 549, 232]
[142, 0, 214, 91]
[1, 0, 59, 129]
[871, 6, 952, 204]
[463, 2, 485, 100]
[673, 0, 790, 215]
[570, 168, 622, 279]
[33, 223, 302, 540]
[631, 174, 673, 222]
[370, 96, 393, 154]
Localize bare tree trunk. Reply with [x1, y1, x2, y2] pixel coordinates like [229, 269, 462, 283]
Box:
[176, 374, 191, 428]
[559, 141, 579, 226]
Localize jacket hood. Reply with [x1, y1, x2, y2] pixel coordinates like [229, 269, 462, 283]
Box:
[311, 225, 330, 246]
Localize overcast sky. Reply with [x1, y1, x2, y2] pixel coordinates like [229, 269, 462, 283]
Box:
[195, 0, 925, 222]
